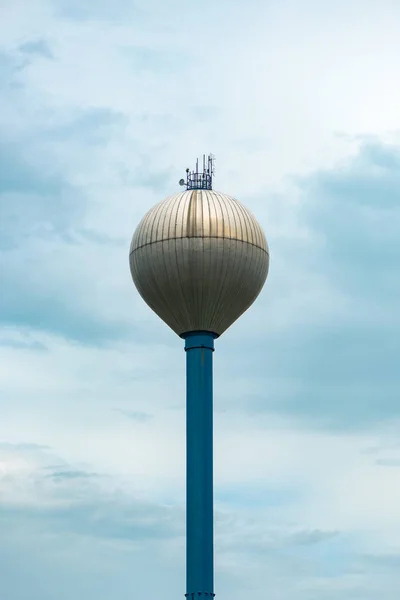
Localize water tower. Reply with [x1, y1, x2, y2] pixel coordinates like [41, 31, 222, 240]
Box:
[129, 155, 269, 598]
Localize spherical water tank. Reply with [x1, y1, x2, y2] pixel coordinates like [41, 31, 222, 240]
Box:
[129, 189, 269, 337]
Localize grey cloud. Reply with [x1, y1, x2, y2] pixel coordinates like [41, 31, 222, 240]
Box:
[291, 529, 339, 546]
[217, 324, 399, 430]
[1, 446, 183, 543]
[0, 448, 182, 598]
[54, 0, 140, 22]
[48, 470, 99, 480]
[223, 526, 339, 555]
[360, 553, 400, 570]
[19, 40, 54, 60]
[0, 140, 83, 251]
[0, 47, 192, 347]
[0, 442, 50, 451]
[191, 105, 221, 120]
[0, 275, 132, 346]
[1, 444, 399, 600]
[114, 409, 153, 422]
[0, 52, 28, 89]
[0, 337, 48, 351]
[215, 483, 301, 509]
[124, 46, 188, 71]
[359, 142, 400, 171]
[117, 162, 173, 193]
[46, 108, 127, 144]
[0, 142, 67, 197]
[298, 142, 400, 266]
[218, 141, 400, 430]
[0, 520, 181, 600]
[375, 458, 400, 467]
[75, 228, 125, 246]
[215, 505, 341, 557]
[0, 498, 183, 542]
[0, 67, 173, 344]
[0, 115, 130, 343]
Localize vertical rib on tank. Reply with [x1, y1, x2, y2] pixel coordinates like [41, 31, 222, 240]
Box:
[129, 189, 269, 337]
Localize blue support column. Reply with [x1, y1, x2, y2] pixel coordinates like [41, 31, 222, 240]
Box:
[183, 331, 217, 599]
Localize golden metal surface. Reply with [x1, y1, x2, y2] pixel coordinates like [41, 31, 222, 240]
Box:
[129, 190, 269, 336]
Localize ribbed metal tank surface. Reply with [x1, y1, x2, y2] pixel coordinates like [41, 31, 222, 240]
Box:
[129, 189, 269, 337]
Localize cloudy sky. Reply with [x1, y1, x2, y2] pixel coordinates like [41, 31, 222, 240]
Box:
[1, 0, 400, 598]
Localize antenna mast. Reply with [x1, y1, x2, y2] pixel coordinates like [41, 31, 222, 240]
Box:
[179, 154, 215, 190]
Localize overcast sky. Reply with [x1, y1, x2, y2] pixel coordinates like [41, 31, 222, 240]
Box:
[1, 1, 400, 598]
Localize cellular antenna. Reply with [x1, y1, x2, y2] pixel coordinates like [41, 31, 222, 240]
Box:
[179, 154, 215, 190]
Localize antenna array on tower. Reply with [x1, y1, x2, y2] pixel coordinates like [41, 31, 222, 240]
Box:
[179, 154, 215, 190]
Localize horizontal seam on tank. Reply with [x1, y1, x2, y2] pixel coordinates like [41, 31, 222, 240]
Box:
[130, 236, 269, 255]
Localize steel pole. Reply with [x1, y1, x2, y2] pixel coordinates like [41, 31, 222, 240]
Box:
[183, 331, 216, 599]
